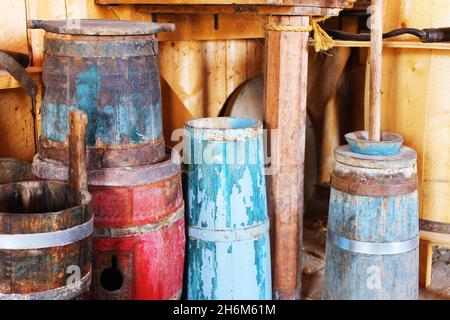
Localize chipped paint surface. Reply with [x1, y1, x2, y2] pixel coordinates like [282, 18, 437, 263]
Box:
[185, 118, 271, 300]
[41, 35, 163, 150]
[324, 145, 419, 300]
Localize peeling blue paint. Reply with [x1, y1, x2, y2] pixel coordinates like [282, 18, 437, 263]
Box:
[324, 185, 419, 299]
[185, 118, 272, 300]
[41, 60, 163, 147]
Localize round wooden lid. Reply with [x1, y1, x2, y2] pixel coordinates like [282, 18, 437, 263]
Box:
[28, 19, 175, 36]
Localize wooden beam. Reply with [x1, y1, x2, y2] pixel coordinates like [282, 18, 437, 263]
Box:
[96, 0, 355, 8]
[264, 15, 309, 300]
[137, 4, 343, 16]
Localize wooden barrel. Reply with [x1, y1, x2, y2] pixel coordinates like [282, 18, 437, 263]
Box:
[32, 150, 185, 300]
[0, 158, 32, 184]
[29, 20, 175, 168]
[323, 134, 419, 300]
[184, 117, 272, 300]
[0, 181, 92, 300]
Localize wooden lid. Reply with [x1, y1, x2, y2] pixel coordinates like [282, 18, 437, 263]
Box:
[28, 19, 175, 36]
[335, 145, 417, 169]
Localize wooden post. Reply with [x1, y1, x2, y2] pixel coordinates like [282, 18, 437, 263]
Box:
[68, 110, 88, 207]
[369, 0, 383, 141]
[264, 15, 309, 300]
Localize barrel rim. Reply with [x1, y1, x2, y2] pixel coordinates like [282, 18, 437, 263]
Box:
[185, 117, 263, 141]
[32, 148, 181, 187]
[0, 180, 91, 217]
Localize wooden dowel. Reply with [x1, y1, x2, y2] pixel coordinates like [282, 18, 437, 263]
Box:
[369, 0, 383, 141]
[68, 110, 88, 207]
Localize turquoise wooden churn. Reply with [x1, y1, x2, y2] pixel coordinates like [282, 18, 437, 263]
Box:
[27, 19, 175, 168]
[184, 117, 272, 300]
[323, 131, 419, 300]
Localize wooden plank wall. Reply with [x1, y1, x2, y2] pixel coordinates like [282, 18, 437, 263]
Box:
[371, 0, 450, 225]
[0, 1, 35, 161]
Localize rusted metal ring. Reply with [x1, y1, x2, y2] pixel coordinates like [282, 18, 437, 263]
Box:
[331, 173, 418, 196]
[44, 36, 156, 58]
[38, 136, 165, 169]
[94, 205, 184, 238]
[32, 148, 181, 187]
[188, 220, 270, 242]
[420, 219, 450, 234]
[0, 216, 93, 250]
[328, 230, 419, 255]
[0, 269, 91, 300]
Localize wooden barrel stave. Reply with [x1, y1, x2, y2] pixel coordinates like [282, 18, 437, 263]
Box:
[184, 118, 272, 300]
[0, 181, 92, 299]
[324, 145, 419, 300]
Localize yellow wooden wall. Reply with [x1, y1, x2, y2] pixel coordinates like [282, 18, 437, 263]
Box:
[371, 0, 450, 223]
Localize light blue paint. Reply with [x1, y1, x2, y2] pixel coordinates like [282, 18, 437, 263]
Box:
[41, 63, 163, 147]
[185, 118, 272, 300]
[324, 189, 419, 300]
[347, 140, 403, 156]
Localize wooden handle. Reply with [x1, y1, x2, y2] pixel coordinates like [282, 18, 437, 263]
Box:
[369, 0, 383, 141]
[68, 110, 88, 207]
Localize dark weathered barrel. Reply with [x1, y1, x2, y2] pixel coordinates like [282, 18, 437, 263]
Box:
[323, 132, 419, 300]
[32, 149, 185, 300]
[0, 158, 33, 184]
[184, 117, 272, 300]
[29, 19, 175, 168]
[0, 181, 92, 300]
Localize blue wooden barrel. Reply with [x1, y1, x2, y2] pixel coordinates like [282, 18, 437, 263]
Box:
[184, 117, 272, 300]
[323, 132, 419, 300]
[29, 20, 174, 168]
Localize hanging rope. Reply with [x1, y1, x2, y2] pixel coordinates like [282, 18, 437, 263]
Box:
[265, 16, 335, 53]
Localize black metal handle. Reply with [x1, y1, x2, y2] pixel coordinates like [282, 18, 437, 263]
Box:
[0, 51, 37, 98]
[422, 27, 450, 43]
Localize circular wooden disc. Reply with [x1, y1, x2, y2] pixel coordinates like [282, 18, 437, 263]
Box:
[30, 19, 170, 36]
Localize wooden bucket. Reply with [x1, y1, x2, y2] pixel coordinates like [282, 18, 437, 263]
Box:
[0, 158, 32, 184]
[32, 149, 185, 300]
[184, 117, 272, 300]
[0, 181, 92, 300]
[27, 19, 175, 168]
[323, 132, 419, 300]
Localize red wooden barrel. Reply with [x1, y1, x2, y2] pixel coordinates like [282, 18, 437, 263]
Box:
[32, 150, 185, 300]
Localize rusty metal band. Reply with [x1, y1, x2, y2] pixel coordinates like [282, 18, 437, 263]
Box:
[44, 37, 157, 58]
[188, 220, 270, 242]
[0, 270, 91, 300]
[94, 205, 184, 238]
[328, 230, 419, 255]
[331, 173, 418, 196]
[420, 219, 450, 234]
[32, 149, 181, 187]
[0, 216, 93, 250]
[39, 136, 165, 169]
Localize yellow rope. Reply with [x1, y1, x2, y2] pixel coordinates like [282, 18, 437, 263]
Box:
[265, 16, 335, 53]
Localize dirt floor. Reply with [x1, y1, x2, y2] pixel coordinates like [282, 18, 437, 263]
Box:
[301, 213, 450, 300]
